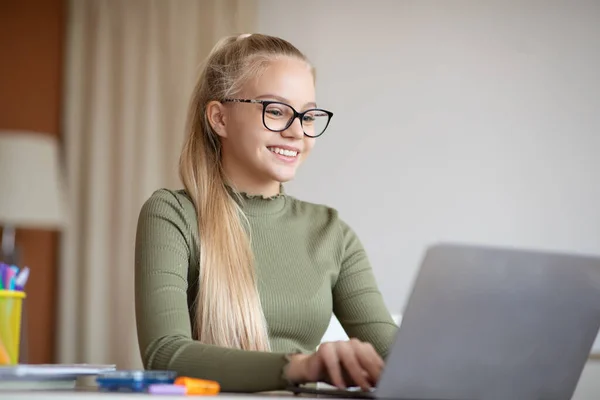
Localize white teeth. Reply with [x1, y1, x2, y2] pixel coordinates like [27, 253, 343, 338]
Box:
[269, 147, 298, 157]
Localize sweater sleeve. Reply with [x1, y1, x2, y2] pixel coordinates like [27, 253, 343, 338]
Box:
[134, 189, 291, 393]
[332, 219, 398, 358]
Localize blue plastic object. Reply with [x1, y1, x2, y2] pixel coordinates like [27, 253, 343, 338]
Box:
[96, 370, 177, 392]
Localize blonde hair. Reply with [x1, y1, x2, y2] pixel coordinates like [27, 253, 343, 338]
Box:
[179, 34, 311, 351]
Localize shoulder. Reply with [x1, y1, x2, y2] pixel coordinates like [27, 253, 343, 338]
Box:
[138, 188, 197, 233]
[286, 195, 339, 222]
[285, 195, 355, 237]
[140, 188, 195, 216]
[285, 195, 365, 264]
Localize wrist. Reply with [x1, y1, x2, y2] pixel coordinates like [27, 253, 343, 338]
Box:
[284, 353, 309, 384]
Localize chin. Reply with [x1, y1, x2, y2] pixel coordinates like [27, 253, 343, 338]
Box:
[266, 166, 298, 184]
[257, 153, 305, 184]
[270, 172, 296, 183]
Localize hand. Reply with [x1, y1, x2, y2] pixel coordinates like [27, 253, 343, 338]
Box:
[285, 338, 384, 391]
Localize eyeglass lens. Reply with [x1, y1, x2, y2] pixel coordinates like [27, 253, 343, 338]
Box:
[264, 103, 330, 137]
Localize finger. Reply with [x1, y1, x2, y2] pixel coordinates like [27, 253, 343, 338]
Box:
[338, 341, 372, 391]
[367, 342, 385, 372]
[353, 340, 384, 384]
[319, 342, 346, 389]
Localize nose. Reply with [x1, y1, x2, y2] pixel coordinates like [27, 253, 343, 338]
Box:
[280, 117, 304, 139]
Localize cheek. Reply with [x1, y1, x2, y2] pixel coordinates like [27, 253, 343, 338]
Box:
[227, 106, 265, 142]
[302, 138, 316, 159]
[233, 133, 266, 163]
[228, 119, 267, 151]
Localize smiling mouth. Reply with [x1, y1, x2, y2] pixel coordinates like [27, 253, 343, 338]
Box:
[267, 146, 299, 158]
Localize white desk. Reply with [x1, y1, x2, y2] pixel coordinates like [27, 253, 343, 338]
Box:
[0, 391, 307, 400]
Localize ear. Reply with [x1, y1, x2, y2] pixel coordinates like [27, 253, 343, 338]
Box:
[206, 100, 228, 138]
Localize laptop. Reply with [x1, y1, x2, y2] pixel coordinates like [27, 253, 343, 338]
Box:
[288, 242, 600, 399]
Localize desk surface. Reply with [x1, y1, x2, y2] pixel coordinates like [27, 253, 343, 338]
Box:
[0, 391, 304, 400]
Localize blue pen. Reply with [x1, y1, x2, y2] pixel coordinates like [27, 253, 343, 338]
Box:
[0, 264, 5, 290]
[0, 263, 8, 290]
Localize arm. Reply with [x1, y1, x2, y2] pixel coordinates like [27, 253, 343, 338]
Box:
[134, 190, 291, 392]
[332, 219, 398, 358]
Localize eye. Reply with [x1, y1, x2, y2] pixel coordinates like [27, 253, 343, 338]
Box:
[302, 115, 315, 123]
[302, 111, 318, 124]
[264, 104, 290, 119]
[265, 108, 284, 117]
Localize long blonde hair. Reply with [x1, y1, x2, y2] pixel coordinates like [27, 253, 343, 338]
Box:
[179, 34, 311, 351]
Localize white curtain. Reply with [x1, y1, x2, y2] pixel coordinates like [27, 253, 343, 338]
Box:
[58, 0, 257, 369]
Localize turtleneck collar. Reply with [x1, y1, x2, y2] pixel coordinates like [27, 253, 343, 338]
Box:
[226, 184, 287, 216]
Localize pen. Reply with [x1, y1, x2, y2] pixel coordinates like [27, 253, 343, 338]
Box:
[15, 267, 30, 291]
[9, 266, 19, 290]
[0, 264, 6, 290]
[4, 268, 15, 291]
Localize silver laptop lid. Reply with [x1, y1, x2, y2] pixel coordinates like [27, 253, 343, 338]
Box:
[377, 243, 600, 400]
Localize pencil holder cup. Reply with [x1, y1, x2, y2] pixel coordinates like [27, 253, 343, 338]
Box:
[0, 290, 26, 365]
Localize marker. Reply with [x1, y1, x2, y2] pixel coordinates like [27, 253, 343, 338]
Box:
[0, 264, 6, 290]
[15, 267, 30, 291]
[175, 377, 220, 395]
[4, 268, 15, 290]
[10, 266, 19, 289]
[148, 384, 187, 395]
[148, 377, 220, 396]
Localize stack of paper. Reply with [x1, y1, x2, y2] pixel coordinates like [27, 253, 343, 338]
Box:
[0, 364, 116, 391]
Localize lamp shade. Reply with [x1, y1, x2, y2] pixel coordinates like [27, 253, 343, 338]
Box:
[0, 131, 65, 229]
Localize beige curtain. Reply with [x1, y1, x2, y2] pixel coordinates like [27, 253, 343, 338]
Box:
[58, 0, 257, 369]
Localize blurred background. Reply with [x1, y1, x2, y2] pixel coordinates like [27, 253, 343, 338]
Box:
[0, 0, 599, 398]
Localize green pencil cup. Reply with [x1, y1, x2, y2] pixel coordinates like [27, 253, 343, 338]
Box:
[0, 290, 26, 365]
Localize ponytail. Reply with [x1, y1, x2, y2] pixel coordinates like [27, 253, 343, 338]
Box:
[179, 33, 310, 351]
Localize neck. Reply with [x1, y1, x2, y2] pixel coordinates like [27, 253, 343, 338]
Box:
[225, 182, 287, 216]
[221, 160, 281, 198]
[228, 179, 281, 198]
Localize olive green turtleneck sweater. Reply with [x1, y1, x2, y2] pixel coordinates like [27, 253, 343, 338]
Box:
[134, 187, 398, 393]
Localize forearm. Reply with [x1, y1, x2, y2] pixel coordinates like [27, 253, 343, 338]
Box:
[334, 219, 398, 358]
[143, 335, 291, 393]
[334, 300, 397, 358]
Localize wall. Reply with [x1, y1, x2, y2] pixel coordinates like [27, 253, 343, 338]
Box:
[0, 0, 65, 363]
[257, 0, 600, 398]
[574, 361, 600, 399]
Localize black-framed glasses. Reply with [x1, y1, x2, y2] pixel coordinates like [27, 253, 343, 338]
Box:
[221, 98, 333, 138]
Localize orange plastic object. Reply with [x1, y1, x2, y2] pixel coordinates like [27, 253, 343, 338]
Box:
[175, 376, 221, 395]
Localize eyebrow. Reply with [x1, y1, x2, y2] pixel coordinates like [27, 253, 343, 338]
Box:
[255, 94, 317, 109]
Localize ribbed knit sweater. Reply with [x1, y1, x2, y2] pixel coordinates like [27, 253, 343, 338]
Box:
[134, 187, 398, 393]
